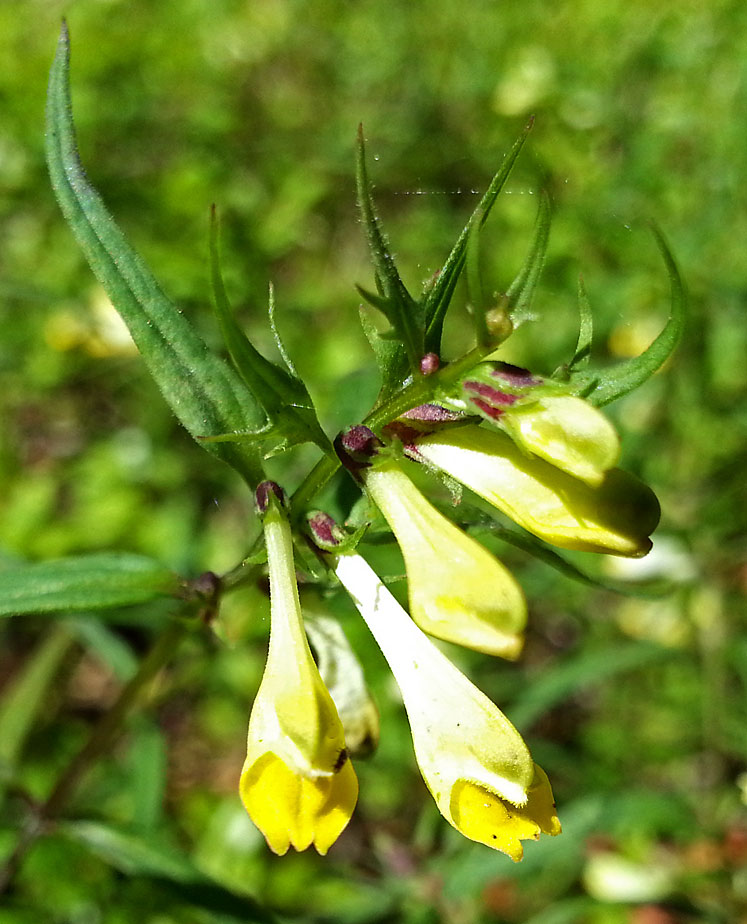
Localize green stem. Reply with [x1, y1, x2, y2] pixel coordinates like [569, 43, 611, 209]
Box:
[289, 341, 502, 519]
[0, 618, 189, 895]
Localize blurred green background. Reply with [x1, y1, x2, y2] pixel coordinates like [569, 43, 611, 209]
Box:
[1, 0, 746, 921]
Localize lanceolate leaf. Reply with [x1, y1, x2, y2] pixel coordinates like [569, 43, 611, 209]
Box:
[356, 125, 424, 370]
[581, 224, 686, 407]
[570, 274, 594, 370]
[0, 553, 180, 617]
[45, 23, 264, 486]
[209, 211, 329, 454]
[505, 188, 552, 322]
[424, 119, 534, 353]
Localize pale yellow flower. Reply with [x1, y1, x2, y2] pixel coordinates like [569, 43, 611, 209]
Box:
[240, 489, 357, 855]
[334, 551, 560, 860]
[363, 459, 526, 658]
[498, 394, 620, 487]
[415, 425, 659, 556]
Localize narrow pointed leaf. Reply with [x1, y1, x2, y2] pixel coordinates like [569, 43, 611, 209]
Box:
[424, 119, 533, 353]
[505, 188, 552, 321]
[45, 24, 264, 485]
[209, 208, 329, 453]
[582, 225, 686, 406]
[0, 625, 72, 780]
[0, 553, 180, 617]
[465, 214, 491, 346]
[571, 275, 593, 369]
[356, 125, 424, 369]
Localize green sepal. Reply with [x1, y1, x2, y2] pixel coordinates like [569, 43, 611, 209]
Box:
[45, 23, 264, 487]
[209, 208, 330, 457]
[356, 125, 424, 371]
[0, 553, 180, 617]
[573, 224, 686, 406]
[423, 119, 534, 354]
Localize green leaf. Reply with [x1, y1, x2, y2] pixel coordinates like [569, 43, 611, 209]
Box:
[61, 821, 277, 922]
[357, 304, 411, 405]
[0, 625, 72, 785]
[356, 125, 424, 370]
[508, 640, 674, 728]
[423, 119, 533, 353]
[465, 214, 491, 347]
[67, 618, 138, 680]
[505, 187, 552, 321]
[570, 274, 593, 369]
[209, 210, 329, 456]
[474, 519, 671, 598]
[45, 23, 265, 486]
[0, 553, 180, 617]
[580, 224, 686, 406]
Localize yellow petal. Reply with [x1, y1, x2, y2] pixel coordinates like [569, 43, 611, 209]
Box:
[501, 395, 620, 486]
[363, 460, 526, 658]
[417, 425, 659, 556]
[450, 764, 561, 861]
[240, 751, 358, 855]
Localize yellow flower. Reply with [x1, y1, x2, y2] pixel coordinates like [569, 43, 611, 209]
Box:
[415, 425, 659, 556]
[240, 484, 358, 855]
[498, 395, 620, 487]
[363, 458, 526, 659]
[461, 364, 620, 486]
[334, 551, 560, 860]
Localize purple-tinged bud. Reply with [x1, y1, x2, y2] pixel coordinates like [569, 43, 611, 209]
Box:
[490, 362, 543, 388]
[401, 404, 463, 424]
[191, 570, 222, 600]
[255, 480, 287, 516]
[334, 426, 383, 478]
[383, 404, 465, 454]
[420, 352, 440, 375]
[307, 511, 346, 550]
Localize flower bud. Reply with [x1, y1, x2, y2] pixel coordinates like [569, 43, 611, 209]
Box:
[255, 480, 287, 516]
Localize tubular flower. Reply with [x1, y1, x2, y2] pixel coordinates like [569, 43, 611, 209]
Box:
[334, 551, 560, 860]
[414, 424, 660, 557]
[240, 483, 358, 856]
[364, 457, 527, 658]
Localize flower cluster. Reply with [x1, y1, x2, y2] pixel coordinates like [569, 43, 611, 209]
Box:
[47, 28, 680, 872]
[241, 373, 659, 859]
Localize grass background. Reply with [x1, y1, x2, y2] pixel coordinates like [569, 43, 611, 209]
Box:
[1, 0, 746, 921]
